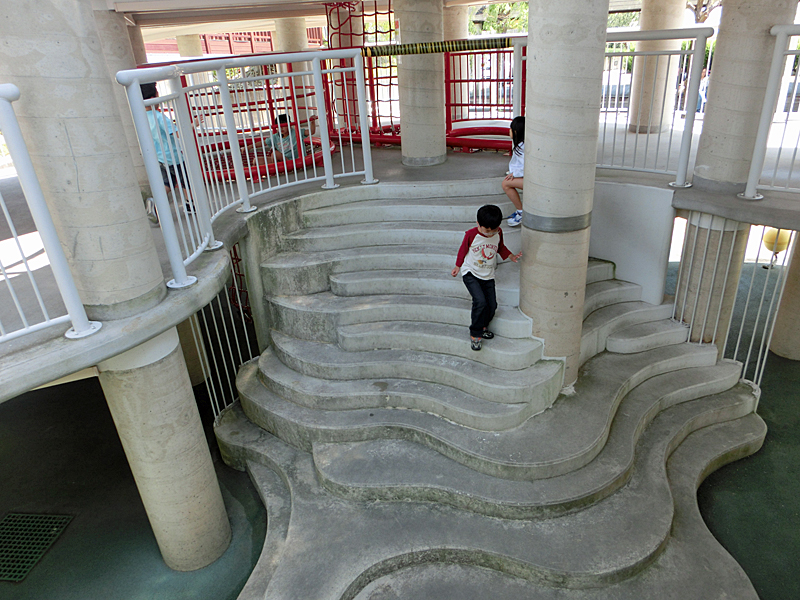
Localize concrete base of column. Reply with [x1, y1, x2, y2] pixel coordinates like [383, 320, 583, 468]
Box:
[769, 241, 800, 360]
[675, 216, 749, 357]
[98, 329, 231, 571]
[520, 227, 590, 386]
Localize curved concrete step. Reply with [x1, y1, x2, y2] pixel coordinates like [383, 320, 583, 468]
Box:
[302, 195, 516, 227]
[330, 265, 520, 305]
[581, 301, 673, 366]
[214, 387, 760, 598]
[270, 331, 563, 405]
[239, 343, 726, 481]
[283, 221, 522, 253]
[256, 349, 530, 431]
[261, 245, 454, 296]
[337, 321, 543, 371]
[583, 279, 641, 318]
[346, 414, 765, 600]
[313, 364, 746, 518]
[607, 320, 689, 354]
[267, 292, 532, 343]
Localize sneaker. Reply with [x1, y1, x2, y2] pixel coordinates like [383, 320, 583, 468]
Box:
[507, 209, 522, 227]
[470, 337, 482, 351]
[481, 330, 494, 339]
[145, 198, 158, 224]
[185, 202, 195, 214]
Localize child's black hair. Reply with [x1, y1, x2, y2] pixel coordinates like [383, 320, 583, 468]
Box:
[275, 113, 290, 125]
[510, 116, 525, 156]
[140, 82, 158, 100]
[476, 204, 503, 230]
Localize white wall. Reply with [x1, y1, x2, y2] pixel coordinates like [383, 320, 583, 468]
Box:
[590, 182, 675, 305]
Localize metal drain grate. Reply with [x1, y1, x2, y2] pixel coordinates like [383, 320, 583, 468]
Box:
[0, 513, 73, 582]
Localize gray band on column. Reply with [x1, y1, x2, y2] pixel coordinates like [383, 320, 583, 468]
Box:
[522, 211, 592, 232]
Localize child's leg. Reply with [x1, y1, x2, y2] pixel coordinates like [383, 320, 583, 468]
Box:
[501, 177, 523, 211]
[462, 273, 488, 338]
[482, 278, 497, 329]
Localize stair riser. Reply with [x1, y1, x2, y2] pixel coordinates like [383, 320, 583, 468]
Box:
[330, 276, 519, 306]
[285, 228, 521, 253]
[337, 331, 543, 371]
[267, 299, 532, 342]
[271, 342, 562, 406]
[583, 286, 642, 319]
[262, 253, 453, 297]
[607, 328, 689, 354]
[304, 203, 516, 227]
[581, 304, 673, 365]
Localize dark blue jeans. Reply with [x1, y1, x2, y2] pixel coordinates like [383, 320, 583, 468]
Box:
[462, 272, 497, 337]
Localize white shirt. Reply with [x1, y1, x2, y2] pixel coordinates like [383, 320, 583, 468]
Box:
[508, 142, 524, 178]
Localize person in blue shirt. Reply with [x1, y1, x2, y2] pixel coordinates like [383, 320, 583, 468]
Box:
[255, 113, 317, 161]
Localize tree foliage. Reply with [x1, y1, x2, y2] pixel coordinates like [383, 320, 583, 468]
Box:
[607, 12, 640, 29]
[686, 0, 723, 23]
[469, 3, 528, 35]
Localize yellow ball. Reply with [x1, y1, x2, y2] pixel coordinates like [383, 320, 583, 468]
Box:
[763, 227, 791, 254]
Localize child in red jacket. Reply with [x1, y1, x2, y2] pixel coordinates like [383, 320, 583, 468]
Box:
[451, 204, 521, 351]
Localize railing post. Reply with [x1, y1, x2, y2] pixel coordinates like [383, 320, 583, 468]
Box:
[0, 83, 101, 338]
[216, 68, 257, 213]
[739, 26, 792, 200]
[512, 40, 524, 117]
[312, 57, 339, 189]
[166, 76, 222, 250]
[670, 30, 711, 188]
[120, 77, 197, 288]
[354, 53, 378, 185]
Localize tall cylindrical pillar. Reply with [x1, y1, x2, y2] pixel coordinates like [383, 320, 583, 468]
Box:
[98, 329, 231, 571]
[395, 0, 447, 166]
[627, 0, 685, 133]
[520, 0, 610, 386]
[128, 24, 148, 66]
[93, 9, 149, 189]
[770, 240, 800, 359]
[177, 34, 204, 57]
[0, 0, 165, 320]
[443, 6, 471, 126]
[273, 16, 310, 52]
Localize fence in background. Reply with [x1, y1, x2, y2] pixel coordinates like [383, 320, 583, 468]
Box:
[0, 84, 100, 344]
[117, 47, 377, 288]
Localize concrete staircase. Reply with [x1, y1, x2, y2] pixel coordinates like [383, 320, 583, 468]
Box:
[216, 187, 763, 600]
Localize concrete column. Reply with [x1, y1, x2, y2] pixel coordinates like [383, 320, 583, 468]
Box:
[273, 16, 309, 52]
[674, 215, 750, 357]
[770, 241, 800, 359]
[395, 0, 447, 166]
[678, 0, 796, 356]
[98, 329, 231, 571]
[128, 24, 148, 66]
[177, 34, 204, 58]
[93, 9, 149, 189]
[443, 6, 470, 126]
[520, 0, 610, 386]
[0, 0, 165, 320]
[628, 0, 685, 133]
[693, 0, 797, 189]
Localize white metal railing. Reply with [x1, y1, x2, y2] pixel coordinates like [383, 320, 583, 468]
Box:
[117, 48, 377, 288]
[672, 211, 793, 387]
[742, 24, 800, 198]
[0, 84, 100, 343]
[599, 28, 714, 186]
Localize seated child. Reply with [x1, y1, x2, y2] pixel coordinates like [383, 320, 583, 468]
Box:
[451, 204, 521, 351]
[248, 113, 317, 162]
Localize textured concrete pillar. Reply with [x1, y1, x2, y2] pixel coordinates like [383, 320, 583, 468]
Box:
[443, 6, 470, 125]
[520, 0, 609, 386]
[0, 0, 165, 320]
[770, 239, 800, 359]
[395, 0, 447, 166]
[98, 329, 231, 571]
[693, 0, 796, 189]
[176, 318, 207, 387]
[628, 0, 684, 133]
[128, 24, 148, 66]
[677, 0, 796, 356]
[93, 9, 149, 189]
[674, 215, 749, 357]
[273, 16, 309, 52]
[177, 34, 203, 57]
